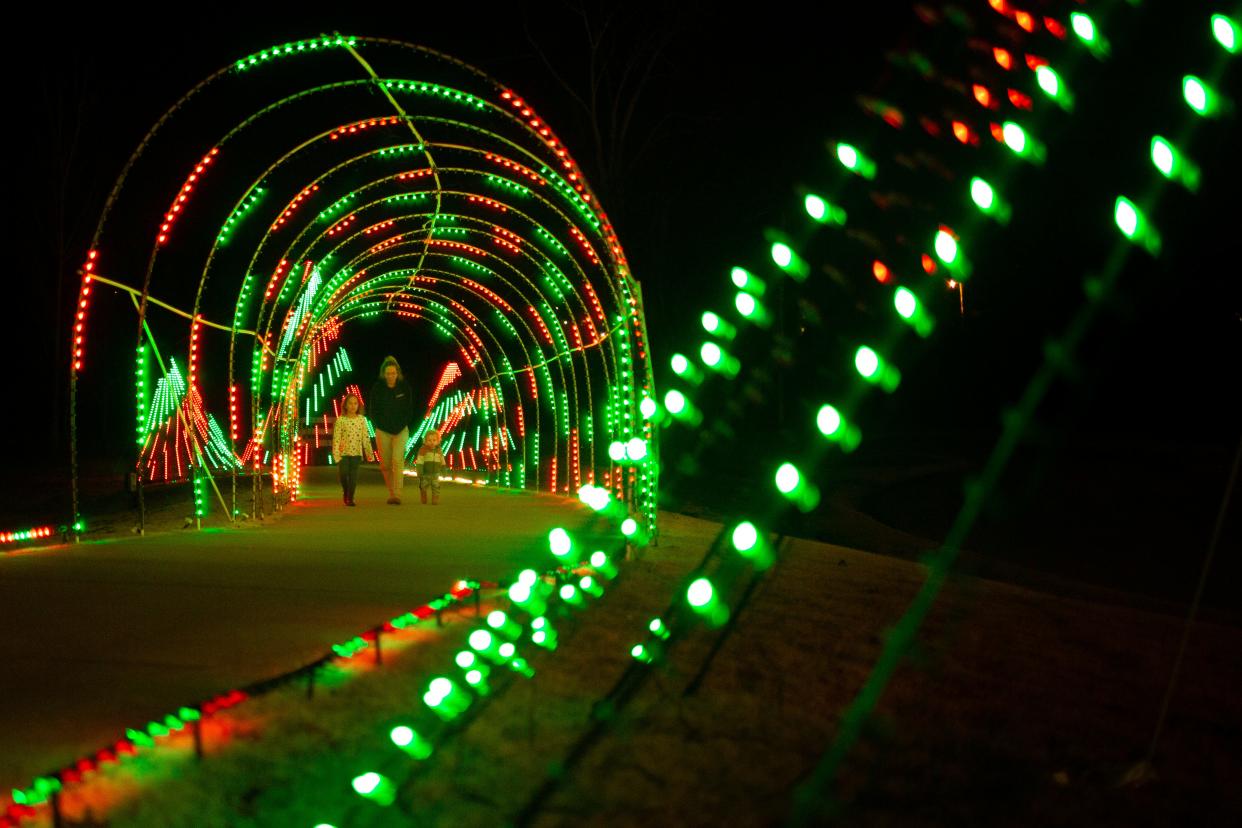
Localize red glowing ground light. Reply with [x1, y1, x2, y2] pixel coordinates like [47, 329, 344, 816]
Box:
[880, 106, 905, 129]
[1, 526, 56, 543]
[872, 260, 892, 284]
[1007, 89, 1034, 110]
[951, 121, 978, 145]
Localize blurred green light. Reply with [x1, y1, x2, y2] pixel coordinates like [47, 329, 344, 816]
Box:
[970, 178, 994, 210]
[1035, 65, 1060, 97]
[1113, 196, 1161, 255]
[1149, 135, 1200, 191]
[1184, 76, 1208, 112]
[608, 441, 626, 462]
[1070, 11, 1097, 43]
[580, 485, 611, 511]
[1183, 75, 1217, 115]
[352, 773, 382, 795]
[687, 577, 715, 608]
[455, 650, 476, 668]
[735, 292, 757, 317]
[804, 194, 826, 221]
[1114, 197, 1139, 238]
[1151, 137, 1175, 177]
[731, 266, 764, 294]
[549, 527, 572, 557]
[894, 287, 918, 319]
[621, 518, 638, 536]
[498, 642, 516, 658]
[559, 584, 578, 601]
[590, 550, 608, 568]
[775, 463, 801, 494]
[855, 346, 879, 378]
[671, 353, 691, 375]
[700, 342, 723, 366]
[640, 397, 657, 419]
[468, 630, 494, 651]
[732, 521, 758, 552]
[934, 230, 959, 264]
[1213, 14, 1238, 52]
[771, 242, 793, 268]
[1001, 122, 1027, 154]
[836, 143, 859, 168]
[486, 610, 508, 629]
[817, 404, 842, 436]
[390, 726, 414, 747]
[664, 389, 687, 415]
[626, 438, 648, 461]
[701, 311, 722, 333]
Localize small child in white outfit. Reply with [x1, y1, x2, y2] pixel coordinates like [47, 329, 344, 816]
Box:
[416, 429, 446, 505]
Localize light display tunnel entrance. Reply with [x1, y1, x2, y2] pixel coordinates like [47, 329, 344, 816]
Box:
[70, 37, 658, 534]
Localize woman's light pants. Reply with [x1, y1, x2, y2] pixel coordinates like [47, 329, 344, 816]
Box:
[375, 428, 408, 498]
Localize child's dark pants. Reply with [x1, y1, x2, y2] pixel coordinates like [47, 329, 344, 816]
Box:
[339, 455, 362, 500]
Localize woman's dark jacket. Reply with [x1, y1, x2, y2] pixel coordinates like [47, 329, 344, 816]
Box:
[368, 379, 415, 434]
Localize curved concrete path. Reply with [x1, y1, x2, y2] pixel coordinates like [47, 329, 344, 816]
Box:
[0, 466, 603, 790]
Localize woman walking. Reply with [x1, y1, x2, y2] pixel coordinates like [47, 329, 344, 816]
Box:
[369, 356, 415, 504]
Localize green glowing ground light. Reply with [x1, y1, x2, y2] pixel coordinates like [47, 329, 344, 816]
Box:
[1213, 14, 1238, 53]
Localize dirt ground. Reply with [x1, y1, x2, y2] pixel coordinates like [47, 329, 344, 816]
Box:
[25, 508, 1239, 827]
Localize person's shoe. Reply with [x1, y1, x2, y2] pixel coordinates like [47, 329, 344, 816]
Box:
[432, 494, 439, 506]
[343, 494, 349, 505]
[347, 499, 357, 507]
[420, 489, 428, 504]
[386, 496, 399, 505]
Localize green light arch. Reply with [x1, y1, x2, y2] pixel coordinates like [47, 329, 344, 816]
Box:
[70, 35, 657, 535]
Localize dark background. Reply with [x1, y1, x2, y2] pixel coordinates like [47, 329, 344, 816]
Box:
[6, 2, 1239, 608]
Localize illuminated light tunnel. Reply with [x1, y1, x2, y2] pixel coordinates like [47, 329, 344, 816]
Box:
[11, 6, 1236, 822]
[68, 36, 658, 534]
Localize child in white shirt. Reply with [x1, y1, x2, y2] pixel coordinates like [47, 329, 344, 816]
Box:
[332, 394, 375, 506]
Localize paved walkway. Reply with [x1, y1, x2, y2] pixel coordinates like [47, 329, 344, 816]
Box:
[0, 467, 603, 790]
